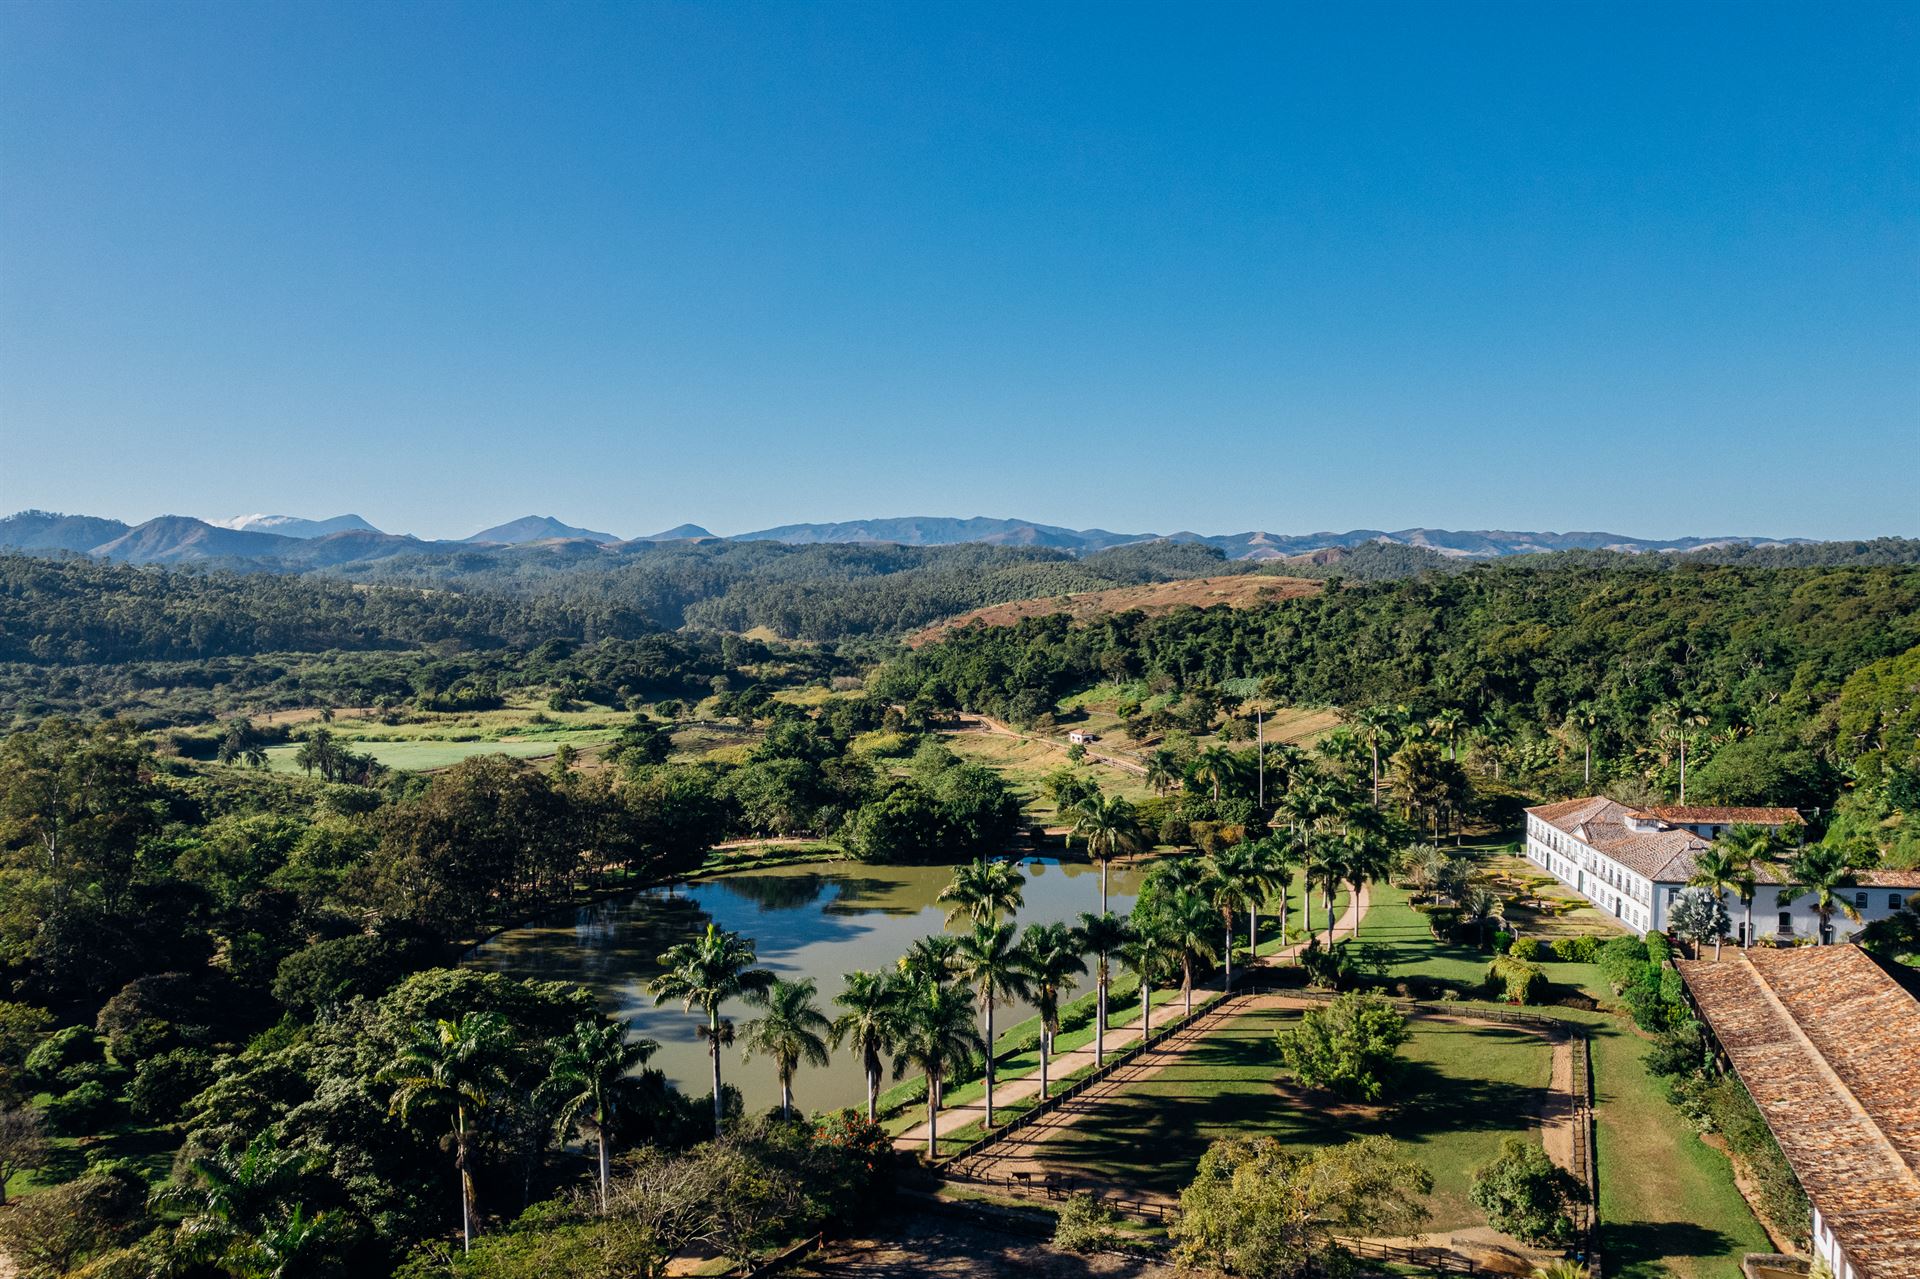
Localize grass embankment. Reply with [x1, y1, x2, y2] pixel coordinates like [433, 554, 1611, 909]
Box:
[1355, 871, 1770, 1279]
[1037, 1003, 1551, 1227]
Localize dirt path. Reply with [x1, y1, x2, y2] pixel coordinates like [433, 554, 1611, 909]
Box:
[896, 885, 1371, 1154]
[792, 1210, 1180, 1277]
[1540, 1035, 1575, 1171]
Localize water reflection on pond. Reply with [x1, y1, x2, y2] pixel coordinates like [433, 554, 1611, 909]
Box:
[468, 857, 1143, 1115]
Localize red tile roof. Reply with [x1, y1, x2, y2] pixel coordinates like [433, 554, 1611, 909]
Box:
[1678, 947, 1920, 1279]
[1633, 805, 1804, 826]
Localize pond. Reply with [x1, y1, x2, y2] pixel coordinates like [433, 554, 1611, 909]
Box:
[468, 857, 1145, 1115]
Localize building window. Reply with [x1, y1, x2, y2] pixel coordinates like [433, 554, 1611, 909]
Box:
[1778, 911, 1793, 932]
[1894, 894, 1905, 912]
[1854, 892, 1869, 912]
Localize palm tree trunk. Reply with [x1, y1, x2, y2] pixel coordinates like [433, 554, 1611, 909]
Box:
[1095, 963, 1108, 1068]
[597, 1128, 610, 1213]
[1101, 859, 1108, 914]
[1183, 958, 1193, 1016]
[926, 1073, 938, 1158]
[1744, 900, 1753, 950]
[866, 1061, 878, 1121]
[1141, 978, 1151, 1038]
[1222, 917, 1233, 986]
[1039, 1028, 1050, 1099]
[709, 1015, 724, 1138]
[781, 1073, 792, 1119]
[1248, 906, 1259, 962]
[457, 1111, 472, 1253]
[982, 994, 996, 1127]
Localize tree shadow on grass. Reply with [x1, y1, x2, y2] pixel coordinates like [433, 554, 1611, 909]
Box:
[1600, 1220, 1740, 1278]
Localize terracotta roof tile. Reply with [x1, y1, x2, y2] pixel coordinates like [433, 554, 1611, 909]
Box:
[1678, 947, 1920, 1279]
[1634, 805, 1804, 825]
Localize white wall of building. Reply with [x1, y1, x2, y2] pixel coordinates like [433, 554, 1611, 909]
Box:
[1522, 815, 1907, 943]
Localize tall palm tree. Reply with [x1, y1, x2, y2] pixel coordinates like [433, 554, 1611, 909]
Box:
[152, 1131, 317, 1270]
[1204, 845, 1260, 985]
[1569, 703, 1601, 787]
[1154, 889, 1222, 1016]
[740, 977, 833, 1119]
[383, 1011, 513, 1252]
[1777, 843, 1861, 944]
[545, 1018, 660, 1210]
[1353, 706, 1399, 806]
[1190, 746, 1239, 806]
[649, 923, 776, 1137]
[1021, 921, 1087, 1099]
[891, 979, 985, 1158]
[1687, 845, 1754, 960]
[898, 933, 960, 985]
[832, 969, 902, 1121]
[1652, 703, 1710, 803]
[1144, 750, 1182, 796]
[1248, 836, 1295, 953]
[1076, 911, 1132, 1068]
[1715, 823, 1776, 949]
[1069, 791, 1145, 910]
[938, 857, 1026, 927]
[1428, 708, 1467, 762]
[1117, 921, 1178, 1037]
[950, 920, 1034, 1127]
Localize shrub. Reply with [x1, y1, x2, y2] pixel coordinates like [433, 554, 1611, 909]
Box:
[1645, 1023, 1706, 1078]
[1276, 992, 1409, 1101]
[1645, 933, 1673, 966]
[1508, 937, 1541, 962]
[1598, 937, 1651, 992]
[1468, 1135, 1581, 1246]
[128, 1048, 215, 1123]
[1493, 931, 1513, 954]
[1550, 936, 1600, 963]
[23, 1026, 103, 1088]
[1486, 955, 1548, 1005]
[1704, 1075, 1812, 1240]
[1053, 1192, 1125, 1253]
[1421, 907, 1460, 940]
[45, 1080, 118, 1135]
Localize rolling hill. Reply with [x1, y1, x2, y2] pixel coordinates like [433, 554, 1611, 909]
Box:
[905, 574, 1324, 646]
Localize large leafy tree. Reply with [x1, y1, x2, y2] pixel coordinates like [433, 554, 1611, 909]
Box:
[1172, 1133, 1431, 1278]
[1275, 992, 1409, 1102]
[649, 924, 775, 1137]
[1468, 1136, 1582, 1246]
[382, 1011, 514, 1253]
[739, 977, 832, 1120]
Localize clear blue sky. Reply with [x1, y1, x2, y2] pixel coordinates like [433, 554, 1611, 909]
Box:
[2, 1, 1914, 541]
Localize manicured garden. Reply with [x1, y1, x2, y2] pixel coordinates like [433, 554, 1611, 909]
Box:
[1030, 1001, 1554, 1228]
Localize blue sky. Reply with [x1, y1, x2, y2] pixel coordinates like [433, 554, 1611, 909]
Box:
[2, 1, 1914, 541]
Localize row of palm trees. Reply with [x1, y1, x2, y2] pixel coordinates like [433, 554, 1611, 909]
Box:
[1688, 822, 1867, 954]
[649, 824, 1397, 1160]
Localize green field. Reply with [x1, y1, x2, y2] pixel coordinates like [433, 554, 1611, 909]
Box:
[1352, 874, 1769, 1279]
[1036, 1003, 1553, 1228]
[264, 734, 609, 772]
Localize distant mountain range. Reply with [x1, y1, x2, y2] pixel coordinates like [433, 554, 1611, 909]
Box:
[0, 507, 1822, 568]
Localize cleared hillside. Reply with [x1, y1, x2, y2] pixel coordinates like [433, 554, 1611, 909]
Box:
[906, 574, 1322, 646]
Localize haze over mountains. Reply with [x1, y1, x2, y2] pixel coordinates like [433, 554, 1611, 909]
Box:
[0, 507, 1828, 568]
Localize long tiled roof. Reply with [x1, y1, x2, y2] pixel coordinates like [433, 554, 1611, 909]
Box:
[1634, 805, 1804, 826]
[1678, 947, 1920, 1279]
[1526, 797, 1712, 881]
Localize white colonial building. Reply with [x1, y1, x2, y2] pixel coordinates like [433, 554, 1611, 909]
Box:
[1523, 797, 1917, 944]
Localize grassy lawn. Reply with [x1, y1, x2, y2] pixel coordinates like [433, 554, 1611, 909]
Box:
[1034, 1003, 1552, 1229]
[6, 1112, 176, 1197]
[942, 731, 1153, 822]
[1353, 872, 1767, 1278]
[265, 736, 606, 772]
[1588, 1018, 1772, 1279]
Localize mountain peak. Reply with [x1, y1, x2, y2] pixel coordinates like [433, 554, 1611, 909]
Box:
[636, 523, 714, 542]
[214, 513, 381, 538]
[463, 515, 619, 545]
